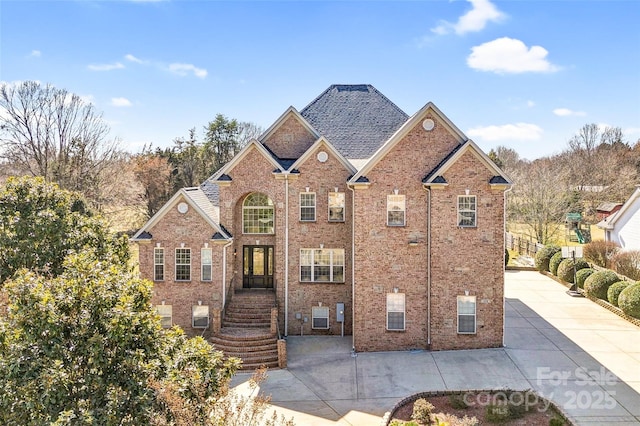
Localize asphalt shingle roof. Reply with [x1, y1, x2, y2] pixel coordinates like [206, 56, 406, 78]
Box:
[300, 84, 409, 160]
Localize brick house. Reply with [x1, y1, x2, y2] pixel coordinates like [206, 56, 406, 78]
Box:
[132, 84, 511, 355]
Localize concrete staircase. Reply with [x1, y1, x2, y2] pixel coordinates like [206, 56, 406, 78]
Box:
[210, 290, 279, 370]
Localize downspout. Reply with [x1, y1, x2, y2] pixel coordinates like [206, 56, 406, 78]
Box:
[347, 183, 356, 353]
[284, 174, 289, 337]
[221, 239, 233, 310]
[502, 185, 513, 348]
[425, 186, 432, 349]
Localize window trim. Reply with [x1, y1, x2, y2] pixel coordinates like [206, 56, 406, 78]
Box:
[175, 248, 191, 281]
[299, 192, 317, 222]
[201, 247, 212, 281]
[457, 295, 477, 334]
[387, 194, 406, 227]
[156, 304, 172, 328]
[386, 293, 406, 331]
[242, 192, 275, 235]
[457, 195, 477, 228]
[154, 247, 164, 281]
[192, 305, 210, 329]
[311, 306, 330, 329]
[328, 192, 345, 222]
[299, 248, 345, 283]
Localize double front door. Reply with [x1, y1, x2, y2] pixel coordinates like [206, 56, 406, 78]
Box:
[243, 245, 274, 288]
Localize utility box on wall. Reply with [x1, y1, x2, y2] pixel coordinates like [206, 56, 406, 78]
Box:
[336, 303, 345, 323]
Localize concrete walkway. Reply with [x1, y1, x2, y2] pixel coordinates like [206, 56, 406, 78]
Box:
[230, 271, 640, 425]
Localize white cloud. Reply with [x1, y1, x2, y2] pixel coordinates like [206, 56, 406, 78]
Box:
[29, 50, 41, 58]
[87, 62, 125, 71]
[527, 100, 535, 108]
[431, 0, 505, 36]
[111, 97, 132, 107]
[125, 54, 146, 64]
[553, 108, 586, 117]
[467, 123, 543, 141]
[79, 94, 95, 105]
[168, 63, 207, 79]
[467, 37, 560, 74]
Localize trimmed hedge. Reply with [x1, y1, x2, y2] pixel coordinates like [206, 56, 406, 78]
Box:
[618, 283, 640, 319]
[575, 268, 595, 289]
[557, 258, 590, 283]
[607, 281, 632, 307]
[584, 270, 620, 300]
[535, 245, 561, 272]
[549, 251, 564, 276]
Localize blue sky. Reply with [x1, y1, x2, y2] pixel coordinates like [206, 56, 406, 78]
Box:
[1, 0, 639, 160]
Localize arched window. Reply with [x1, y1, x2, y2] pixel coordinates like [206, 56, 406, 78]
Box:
[243, 193, 274, 234]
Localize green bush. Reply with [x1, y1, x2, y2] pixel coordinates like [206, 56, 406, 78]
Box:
[449, 393, 469, 409]
[611, 250, 640, 281]
[575, 268, 595, 289]
[549, 252, 564, 276]
[412, 398, 434, 425]
[535, 245, 561, 272]
[583, 240, 620, 268]
[618, 283, 640, 319]
[584, 270, 620, 300]
[607, 281, 632, 307]
[556, 258, 589, 283]
[549, 417, 567, 426]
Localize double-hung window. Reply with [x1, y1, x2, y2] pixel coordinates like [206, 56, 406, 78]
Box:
[386, 293, 405, 331]
[192, 305, 209, 328]
[457, 195, 477, 227]
[156, 305, 172, 328]
[300, 192, 316, 222]
[175, 248, 191, 281]
[154, 247, 164, 281]
[312, 306, 330, 329]
[328, 192, 345, 222]
[243, 193, 274, 234]
[201, 248, 212, 281]
[457, 295, 477, 334]
[300, 249, 345, 282]
[387, 194, 406, 226]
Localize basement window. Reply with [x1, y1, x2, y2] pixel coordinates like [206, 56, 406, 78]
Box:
[156, 305, 172, 328]
[312, 306, 330, 329]
[192, 305, 210, 328]
[457, 295, 476, 334]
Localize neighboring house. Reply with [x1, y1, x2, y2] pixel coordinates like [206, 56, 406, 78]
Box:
[132, 84, 512, 353]
[597, 187, 640, 251]
[595, 202, 623, 221]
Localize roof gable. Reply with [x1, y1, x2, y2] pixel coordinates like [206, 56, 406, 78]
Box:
[300, 84, 408, 159]
[131, 187, 230, 241]
[288, 136, 357, 175]
[599, 187, 640, 229]
[350, 102, 468, 183]
[259, 107, 319, 159]
[208, 139, 284, 182]
[422, 140, 512, 186]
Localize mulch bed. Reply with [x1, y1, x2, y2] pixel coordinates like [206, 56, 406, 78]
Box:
[391, 390, 571, 425]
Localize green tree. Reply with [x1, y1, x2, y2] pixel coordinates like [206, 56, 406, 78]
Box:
[0, 176, 128, 285]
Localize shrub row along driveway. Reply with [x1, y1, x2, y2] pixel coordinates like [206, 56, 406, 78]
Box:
[229, 271, 640, 425]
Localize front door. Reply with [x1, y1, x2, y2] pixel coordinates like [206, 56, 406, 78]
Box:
[243, 245, 274, 288]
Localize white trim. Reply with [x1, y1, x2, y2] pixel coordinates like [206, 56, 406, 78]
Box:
[242, 192, 275, 234]
[192, 305, 210, 328]
[328, 192, 346, 222]
[457, 195, 477, 228]
[258, 106, 319, 145]
[154, 247, 164, 281]
[289, 137, 357, 174]
[457, 295, 477, 334]
[386, 293, 405, 331]
[300, 248, 345, 283]
[207, 139, 284, 182]
[175, 247, 191, 281]
[201, 247, 212, 281]
[311, 306, 330, 329]
[350, 102, 468, 183]
[387, 194, 406, 227]
[299, 192, 317, 222]
[132, 187, 229, 241]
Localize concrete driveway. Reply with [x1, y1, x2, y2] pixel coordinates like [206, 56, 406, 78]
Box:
[231, 271, 640, 425]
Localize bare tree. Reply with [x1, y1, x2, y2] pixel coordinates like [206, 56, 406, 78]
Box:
[0, 81, 120, 204]
[509, 157, 571, 244]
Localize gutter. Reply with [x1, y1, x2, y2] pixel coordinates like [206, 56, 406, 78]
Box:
[221, 239, 233, 309]
[284, 174, 290, 337]
[425, 186, 432, 349]
[347, 183, 356, 353]
[502, 185, 513, 347]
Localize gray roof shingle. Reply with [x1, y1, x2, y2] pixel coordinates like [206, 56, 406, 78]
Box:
[300, 85, 409, 160]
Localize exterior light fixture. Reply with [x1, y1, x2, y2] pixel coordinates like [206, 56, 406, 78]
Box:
[393, 287, 399, 293]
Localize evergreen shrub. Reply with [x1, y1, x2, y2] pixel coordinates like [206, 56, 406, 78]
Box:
[584, 270, 620, 300]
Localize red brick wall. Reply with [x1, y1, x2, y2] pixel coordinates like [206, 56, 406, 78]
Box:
[138, 195, 226, 336]
[262, 115, 316, 159]
[352, 115, 505, 352]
